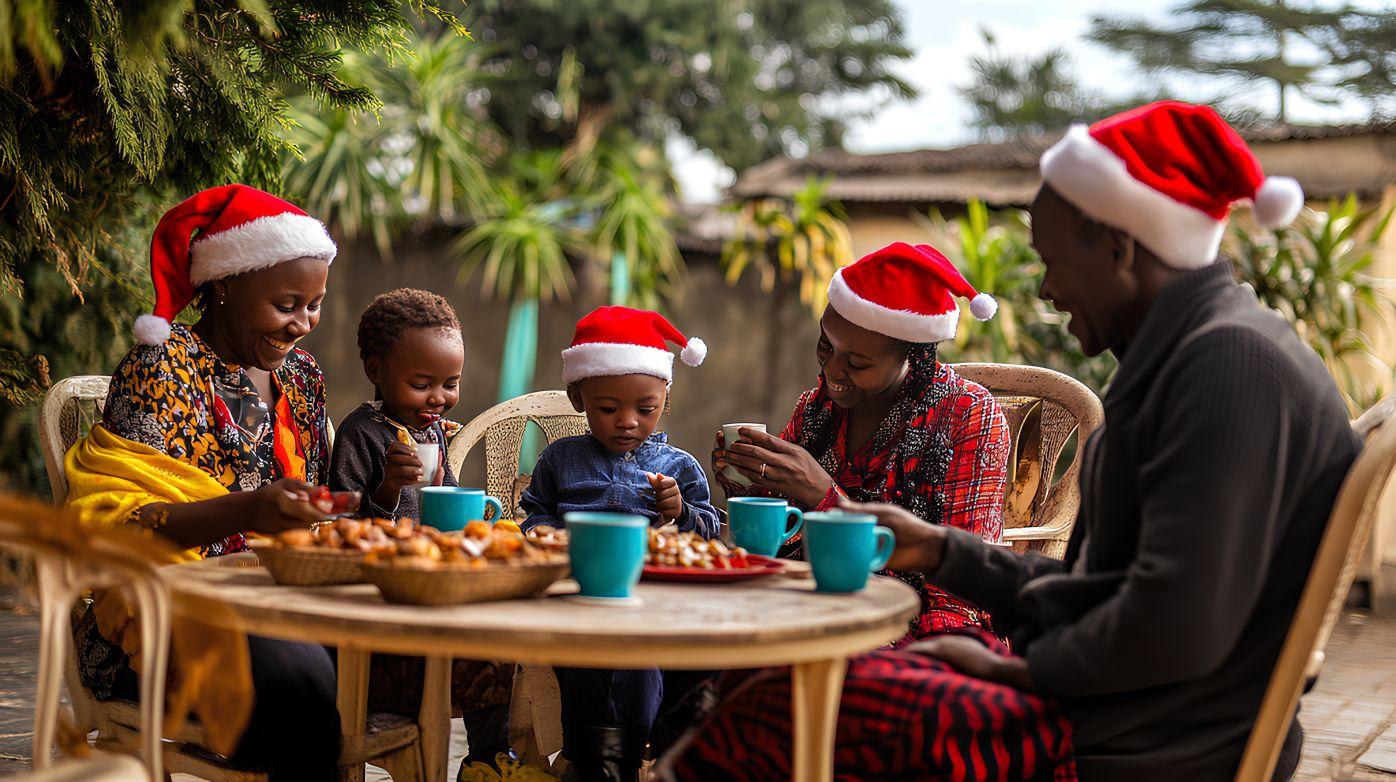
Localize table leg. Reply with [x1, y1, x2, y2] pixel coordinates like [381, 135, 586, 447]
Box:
[420, 656, 452, 782]
[337, 648, 369, 782]
[791, 657, 847, 782]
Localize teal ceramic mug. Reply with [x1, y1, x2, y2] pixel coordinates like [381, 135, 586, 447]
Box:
[419, 487, 503, 532]
[727, 497, 803, 557]
[565, 512, 648, 599]
[802, 511, 895, 593]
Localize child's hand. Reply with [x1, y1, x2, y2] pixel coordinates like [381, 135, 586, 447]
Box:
[647, 471, 683, 523]
[376, 443, 423, 506]
[711, 429, 727, 476]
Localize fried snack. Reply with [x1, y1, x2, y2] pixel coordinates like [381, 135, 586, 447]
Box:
[278, 518, 405, 556]
[524, 526, 568, 554]
[646, 527, 750, 570]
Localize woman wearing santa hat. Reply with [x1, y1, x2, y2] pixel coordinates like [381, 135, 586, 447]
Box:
[64, 184, 346, 780]
[673, 102, 1347, 782]
[713, 240, 1012, 644]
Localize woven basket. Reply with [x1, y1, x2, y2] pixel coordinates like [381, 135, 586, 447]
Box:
[254, 545, 366, 586]
[364, 559, 569, 606]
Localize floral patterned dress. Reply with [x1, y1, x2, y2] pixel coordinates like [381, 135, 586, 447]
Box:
[77, 323, 329, 697]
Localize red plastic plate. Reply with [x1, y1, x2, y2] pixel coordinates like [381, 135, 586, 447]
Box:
[641, 554, 784, 583]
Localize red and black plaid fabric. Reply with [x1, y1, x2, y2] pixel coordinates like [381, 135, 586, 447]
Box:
[721, 353, 1010, 644]
[664, 630, 1077, 782]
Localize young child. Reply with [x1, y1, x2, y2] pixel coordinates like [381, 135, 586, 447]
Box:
[329, 288, 515, 771]
[521, 306, 719, 781]
[330, 288, 463, 519]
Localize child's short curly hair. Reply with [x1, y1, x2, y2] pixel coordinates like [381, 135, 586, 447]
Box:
[357, 288, 461, 361]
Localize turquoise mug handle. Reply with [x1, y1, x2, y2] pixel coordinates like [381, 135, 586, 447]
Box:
[868, 526, 895, 571]
[484, 495, 504, 522]
[782, 507, 804, 544]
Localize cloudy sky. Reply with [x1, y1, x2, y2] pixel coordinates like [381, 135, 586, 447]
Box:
[671, 0, 1385, 202]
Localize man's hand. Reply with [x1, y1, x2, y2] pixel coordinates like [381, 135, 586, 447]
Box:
[908, 635, 1035, 691]
[839, 499, 948, 573]
[648, 472, 683, 523]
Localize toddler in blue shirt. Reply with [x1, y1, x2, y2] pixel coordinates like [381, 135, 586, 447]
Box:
[521, 306, 719, 536]
[523, 306, 719, 780]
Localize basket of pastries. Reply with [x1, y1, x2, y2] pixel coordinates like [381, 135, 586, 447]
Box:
[254, 517, 414, 586]
[362, 520, 569, 606]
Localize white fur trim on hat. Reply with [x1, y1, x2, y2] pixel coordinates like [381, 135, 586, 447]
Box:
[562, 342, 676, 384]
[680, 337, 707, 367]
[189, 213, 337, 285]
[827, 269, 959, 343]
[1253, 176, 1303, 230]
[1041, 125, 1226, 270]
[133, 314, 171, 346]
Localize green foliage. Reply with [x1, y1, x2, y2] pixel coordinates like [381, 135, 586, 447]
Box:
[1229, 195, 1395, 412]
[586, 151, 682, 310]
[453, 151, 580, 305]
[283, 32, 499, 258]
[1089, 1, 1396, 122]
[0, 0, 463, 492]
[465, 0, 915, 171]
[925, 200, 1117, 391]
[960, 31, 1137, 142]
[721, 177, 853, 318]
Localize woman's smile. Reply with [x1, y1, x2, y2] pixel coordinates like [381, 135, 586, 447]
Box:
[263, 335, 296, 352]
[826, 377, 856, 398]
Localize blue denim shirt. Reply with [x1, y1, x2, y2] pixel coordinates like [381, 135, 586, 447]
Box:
[520, 433, 720, 538]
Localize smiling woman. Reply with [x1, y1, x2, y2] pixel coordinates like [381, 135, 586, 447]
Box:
[712, 241, 1010, 645]
[62, 184, 347, 781]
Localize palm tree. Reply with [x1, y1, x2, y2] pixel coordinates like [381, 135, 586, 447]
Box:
[282, 34, 499, 258]
[721, 176, 854, 318]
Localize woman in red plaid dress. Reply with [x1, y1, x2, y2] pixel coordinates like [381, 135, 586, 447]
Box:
[670, 242, 1077, 782]
[714, 256, 1010, 646]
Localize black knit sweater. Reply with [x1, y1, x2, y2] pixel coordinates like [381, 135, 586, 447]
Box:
[933, 262, 1361, 781]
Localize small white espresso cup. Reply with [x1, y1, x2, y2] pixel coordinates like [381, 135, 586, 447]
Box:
[722, 422, 767, 487]
[413, 442, 441, 488]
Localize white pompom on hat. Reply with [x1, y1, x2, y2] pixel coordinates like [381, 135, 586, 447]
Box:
[826, 241, 996, 344]
[136, 184, 337, 345]
[1040, 100, 1304, 269]
[561, 306, 708, 385]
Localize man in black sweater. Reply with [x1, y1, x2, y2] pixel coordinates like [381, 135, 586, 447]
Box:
[860, 102, 1361, 780]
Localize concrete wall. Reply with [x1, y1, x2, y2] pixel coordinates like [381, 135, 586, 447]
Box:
[300, 231, 826, 488]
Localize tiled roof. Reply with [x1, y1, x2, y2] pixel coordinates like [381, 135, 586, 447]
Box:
[732, 120, 1396, 204]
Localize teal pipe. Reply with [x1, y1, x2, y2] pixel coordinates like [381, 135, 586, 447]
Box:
[498, 298, 541, 470]
[610, 250, 629, 305]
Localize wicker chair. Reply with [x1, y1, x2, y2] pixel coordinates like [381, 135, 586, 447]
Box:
[1, 496, 172, 782]
[1236, 396, 1396, 782]
[952, 363, 1104, 559]
[447, 390, 590, 519]
[38, 376, 419, 782]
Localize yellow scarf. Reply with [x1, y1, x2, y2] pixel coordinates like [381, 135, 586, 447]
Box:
[64, 424, 252, 755]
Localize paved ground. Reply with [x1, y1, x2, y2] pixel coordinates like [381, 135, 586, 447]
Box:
[1, 589, 1393, 780]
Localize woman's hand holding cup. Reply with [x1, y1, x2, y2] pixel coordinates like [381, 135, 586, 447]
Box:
[723, 427, 834, 509]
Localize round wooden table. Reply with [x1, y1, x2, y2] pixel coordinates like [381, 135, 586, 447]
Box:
[161, 556, 919, 782]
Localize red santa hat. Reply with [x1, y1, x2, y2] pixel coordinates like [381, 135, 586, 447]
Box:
[561, 306, 707, 385]
[827, 241, 996, 344]
[1040, 100, 1304, 270]
[134, 184, 337, 345]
